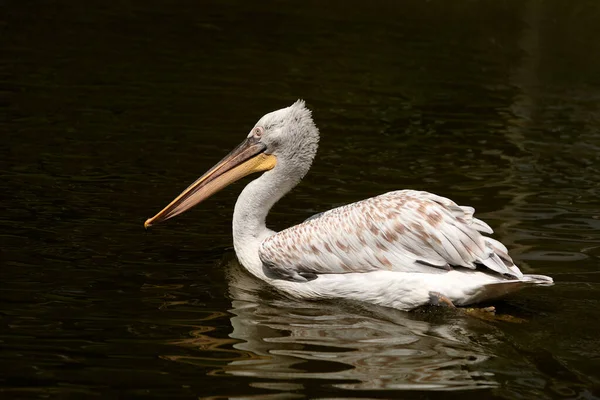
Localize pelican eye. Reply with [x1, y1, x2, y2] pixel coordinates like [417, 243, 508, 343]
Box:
[253, 126, 264, 138]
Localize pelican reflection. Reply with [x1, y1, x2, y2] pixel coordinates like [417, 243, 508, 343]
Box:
[219, 260, 502, 391]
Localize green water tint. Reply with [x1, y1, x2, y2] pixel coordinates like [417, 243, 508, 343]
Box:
[2, 0, 600, 398]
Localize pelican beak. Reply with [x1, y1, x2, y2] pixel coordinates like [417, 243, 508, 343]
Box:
[144, 136, 277, 228]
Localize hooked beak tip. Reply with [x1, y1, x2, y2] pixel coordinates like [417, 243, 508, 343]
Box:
[144, 219, 152, 229]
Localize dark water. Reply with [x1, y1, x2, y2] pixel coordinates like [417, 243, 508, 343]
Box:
[2, 0, 600, 398]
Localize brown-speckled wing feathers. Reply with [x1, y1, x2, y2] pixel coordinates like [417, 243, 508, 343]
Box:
[258, 190, 519, 282]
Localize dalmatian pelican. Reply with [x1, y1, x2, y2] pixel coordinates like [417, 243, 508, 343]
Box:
[144, 100, 553, 310]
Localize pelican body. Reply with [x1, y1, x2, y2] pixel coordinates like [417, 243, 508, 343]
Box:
[145, 101, 552, 310]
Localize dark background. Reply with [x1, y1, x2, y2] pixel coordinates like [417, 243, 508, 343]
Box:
[2, 0, 600, 398]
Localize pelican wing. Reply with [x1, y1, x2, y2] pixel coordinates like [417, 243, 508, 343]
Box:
[259, 190, 522, 282]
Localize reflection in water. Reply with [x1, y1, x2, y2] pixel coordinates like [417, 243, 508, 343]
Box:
[160, 259, 597, 399]
[172, 259, 505, 392]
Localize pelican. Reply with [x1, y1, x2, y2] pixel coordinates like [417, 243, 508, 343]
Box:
[144, 100, 553, 310]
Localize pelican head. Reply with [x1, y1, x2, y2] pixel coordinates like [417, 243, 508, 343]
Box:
[145, 100, 319, 228]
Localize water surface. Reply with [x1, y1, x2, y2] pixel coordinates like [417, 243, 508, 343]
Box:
[2, 0, 600, 398]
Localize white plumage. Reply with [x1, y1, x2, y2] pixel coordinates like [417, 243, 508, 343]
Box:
[260, 190, 520, 281]
[146, 100, 553, 311]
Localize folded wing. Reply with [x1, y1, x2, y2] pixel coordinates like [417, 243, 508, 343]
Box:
[259, 190, 522, 282]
